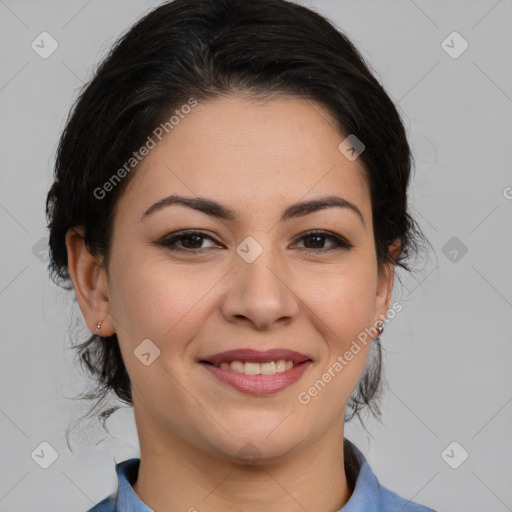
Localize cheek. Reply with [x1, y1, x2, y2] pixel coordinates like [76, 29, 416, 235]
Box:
[107, 257, 214, 403]
[295, 268, 376, 420]
[294, 263, 377, 395]
[296, 262, 378, 335]
[108, 250, 220, 348]
[109, 245, 378, 349]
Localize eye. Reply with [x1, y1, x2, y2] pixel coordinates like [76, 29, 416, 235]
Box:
[292, 230, 353, 252]
[154, 229, 353, 254]
[155, 230, 222, 252]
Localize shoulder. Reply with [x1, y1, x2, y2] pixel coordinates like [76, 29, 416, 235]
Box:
[377, 482, 437, 511]
[85, 495, 115, 512]
[84, 458, 143, 512]
[343, 439, 437, 512]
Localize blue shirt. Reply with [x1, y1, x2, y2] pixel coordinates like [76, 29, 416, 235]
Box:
[87, 440, 436, 511]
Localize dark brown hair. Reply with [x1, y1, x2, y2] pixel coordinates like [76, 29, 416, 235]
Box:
[46, 0, 429, 432]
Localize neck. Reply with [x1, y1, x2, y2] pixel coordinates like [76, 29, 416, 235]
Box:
[131, 405, 354, 511]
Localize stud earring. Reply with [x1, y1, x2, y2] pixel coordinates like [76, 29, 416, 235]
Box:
[96, 321, 102, 333]
[376, 319, 384, 335]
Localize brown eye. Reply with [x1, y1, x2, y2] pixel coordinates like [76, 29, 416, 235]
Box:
[156, 231, 222, 252]
[293, 231, 353, 252]
[155, 229, 353, 255]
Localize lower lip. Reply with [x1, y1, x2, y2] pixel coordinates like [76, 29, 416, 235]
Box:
[200, 361, 312, 395]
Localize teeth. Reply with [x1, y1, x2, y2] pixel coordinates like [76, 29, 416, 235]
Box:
[245, 362, 261, 375]
[214, 359, 295, 375]
[261, 361, 277, 375]
[230, 361, 245, 373]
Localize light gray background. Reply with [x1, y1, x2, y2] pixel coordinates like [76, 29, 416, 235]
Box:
[1, 0, 511, 511]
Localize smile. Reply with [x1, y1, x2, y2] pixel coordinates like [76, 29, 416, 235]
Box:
[208, 359, 295, 375]
[199, 360, 312, 395]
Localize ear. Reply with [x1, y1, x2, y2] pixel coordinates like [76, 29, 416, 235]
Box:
[374, 239, 401, 325]
[65, 226, 115, 336]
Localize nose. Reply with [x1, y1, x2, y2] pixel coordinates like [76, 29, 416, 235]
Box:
[220, 248, 300, 330]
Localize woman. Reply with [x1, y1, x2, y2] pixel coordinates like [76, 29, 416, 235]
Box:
[46, 0, 436, 510]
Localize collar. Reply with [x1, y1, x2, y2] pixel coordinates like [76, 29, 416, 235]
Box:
[105, 439, 428, 511]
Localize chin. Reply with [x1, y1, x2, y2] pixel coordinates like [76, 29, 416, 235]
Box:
[205, 426, 305, 466]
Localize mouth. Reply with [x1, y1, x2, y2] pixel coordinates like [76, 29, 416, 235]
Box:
[200, 359, 310, 375]
[198, 349, 313, 395]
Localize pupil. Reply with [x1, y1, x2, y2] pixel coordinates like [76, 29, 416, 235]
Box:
[183, 235, 202, 248]
[305, 235, 324, 249]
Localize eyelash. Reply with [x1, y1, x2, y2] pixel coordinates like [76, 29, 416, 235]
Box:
[155, 230, 354, 254]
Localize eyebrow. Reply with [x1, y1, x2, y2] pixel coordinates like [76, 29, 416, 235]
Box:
[140, 194, 365, 226]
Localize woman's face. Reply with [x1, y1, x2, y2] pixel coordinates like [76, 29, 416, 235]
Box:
[93, 95, 395, 462]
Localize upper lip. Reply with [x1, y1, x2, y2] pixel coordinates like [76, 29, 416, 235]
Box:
[200, 349, 312, 365]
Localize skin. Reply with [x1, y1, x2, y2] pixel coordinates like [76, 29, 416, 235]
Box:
[66, 94, 400, 511]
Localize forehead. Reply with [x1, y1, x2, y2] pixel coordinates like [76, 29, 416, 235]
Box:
[115, 95, 371, 224]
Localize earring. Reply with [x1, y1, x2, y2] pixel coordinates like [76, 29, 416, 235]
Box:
[96, 321, 102, 334]
[376, 319, 384, 335]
